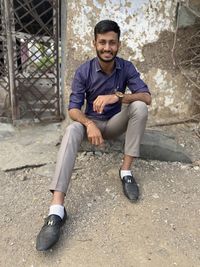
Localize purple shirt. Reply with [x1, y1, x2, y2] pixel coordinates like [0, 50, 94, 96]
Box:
[68, 57, 150, 120]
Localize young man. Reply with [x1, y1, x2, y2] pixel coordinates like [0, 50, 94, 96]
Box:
[36, 20, 151, 251]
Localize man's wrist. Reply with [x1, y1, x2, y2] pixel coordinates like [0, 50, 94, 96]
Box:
[115, 91, 124, 102]
[113, 94, 120, 102]
[85, 120, 94, 127]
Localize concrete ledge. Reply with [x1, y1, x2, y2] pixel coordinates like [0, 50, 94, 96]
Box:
[80, 129, 192, 163]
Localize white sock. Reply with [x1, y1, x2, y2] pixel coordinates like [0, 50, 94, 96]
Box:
[120, 170, 132, 179]
[48, 204, 64, 219]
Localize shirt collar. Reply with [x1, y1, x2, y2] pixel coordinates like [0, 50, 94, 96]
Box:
[95, 57, 121, 72]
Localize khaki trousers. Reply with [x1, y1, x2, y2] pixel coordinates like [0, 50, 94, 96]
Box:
[50, 101, 148, 194]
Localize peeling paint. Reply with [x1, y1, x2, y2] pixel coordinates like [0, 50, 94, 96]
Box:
[146, 68, 192, 119]
[164, 95, 174, 106]
[66, 0, 194, 121]
[70, 0, 182, 61]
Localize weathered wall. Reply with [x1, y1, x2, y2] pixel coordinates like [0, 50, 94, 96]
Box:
[65, 0, 199, 123]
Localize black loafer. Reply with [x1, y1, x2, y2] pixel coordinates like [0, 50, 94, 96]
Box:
[36, 208, 67, 251]
[120, 174, 139, 202]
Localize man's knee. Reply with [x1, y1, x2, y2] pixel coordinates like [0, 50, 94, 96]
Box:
[128, 101, 148, 120]
[64, 122, 85, 140]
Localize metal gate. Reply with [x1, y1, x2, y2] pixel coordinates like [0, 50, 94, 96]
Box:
[0, 0, 64, 122]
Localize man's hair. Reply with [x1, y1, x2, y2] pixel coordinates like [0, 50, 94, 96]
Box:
[94, 20, 120, 40]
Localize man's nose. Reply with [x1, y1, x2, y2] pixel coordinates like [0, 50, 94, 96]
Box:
[104, 42, 111, 51]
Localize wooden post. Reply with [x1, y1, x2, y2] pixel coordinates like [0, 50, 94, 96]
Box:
[4, 0, 19, 121]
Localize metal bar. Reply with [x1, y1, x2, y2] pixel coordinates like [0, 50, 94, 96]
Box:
[14, 31, 54, 42]
[3, 0, 62, 121]
[15, 0, 53, 37]
[4, 0, 19, 120]
[13, 44, 56, 75]
[0, 0, 10, 98]
[60, 0, 67, 119]
[54, 0, 60, 118]
[15, 6, 53, 36]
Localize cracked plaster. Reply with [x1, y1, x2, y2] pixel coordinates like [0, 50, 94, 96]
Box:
[69, 0, 183, 61]
[66, 0, 195, 120]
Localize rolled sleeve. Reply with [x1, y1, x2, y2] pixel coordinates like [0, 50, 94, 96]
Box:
[68, 68, 86, 110]
[126, 62, 150, 94]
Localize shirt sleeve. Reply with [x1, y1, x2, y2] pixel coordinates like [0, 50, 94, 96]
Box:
[68, 67, 86, 110]
[126, 62, 150, 94]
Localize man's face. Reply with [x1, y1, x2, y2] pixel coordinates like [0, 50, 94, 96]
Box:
[93, 31, 120, 63]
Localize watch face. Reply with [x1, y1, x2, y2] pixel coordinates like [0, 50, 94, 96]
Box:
[115, 91, 124, 98]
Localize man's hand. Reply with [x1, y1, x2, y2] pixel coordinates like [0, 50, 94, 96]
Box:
[86, 121, 104, 146]
[93, 95, 119, 114]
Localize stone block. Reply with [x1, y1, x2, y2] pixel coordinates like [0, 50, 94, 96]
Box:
[80, 129, 192, 163]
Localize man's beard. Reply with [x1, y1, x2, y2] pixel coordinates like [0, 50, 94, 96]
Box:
[96, 49, 118, 62]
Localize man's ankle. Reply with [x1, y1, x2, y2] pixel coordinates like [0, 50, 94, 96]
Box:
[48, 204, 65, 219]
[120, 169, 132, 179]
[51, 191, 65, 206]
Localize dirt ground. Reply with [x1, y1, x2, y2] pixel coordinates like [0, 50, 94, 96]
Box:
[0, 122, 200, 267]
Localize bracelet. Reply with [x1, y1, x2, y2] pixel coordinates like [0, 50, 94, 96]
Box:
[85, 121, 93, 127]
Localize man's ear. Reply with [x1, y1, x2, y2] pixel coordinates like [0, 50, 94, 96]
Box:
[93, 39, 96, 47]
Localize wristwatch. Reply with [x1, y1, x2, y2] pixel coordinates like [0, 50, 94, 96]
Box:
[115, 91, 124, 101]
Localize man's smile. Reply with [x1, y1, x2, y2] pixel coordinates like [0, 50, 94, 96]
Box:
[102, 52, 113, 55]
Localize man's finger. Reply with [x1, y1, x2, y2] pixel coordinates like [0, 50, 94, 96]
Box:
[99, 138, 103, 145]
[93, 103, 100, 112]
[99, 104, 105, 113]
[88, 136, 93, 144]
[95, 137, 100, 146]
